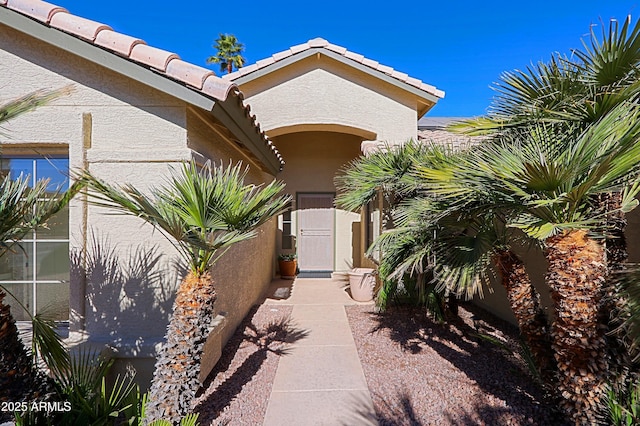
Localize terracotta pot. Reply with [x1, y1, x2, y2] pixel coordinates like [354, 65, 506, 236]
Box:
[348, 268, 376, 302]
[279, 260, 297, 279]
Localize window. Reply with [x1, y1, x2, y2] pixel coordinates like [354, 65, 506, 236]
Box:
[281, 202, 293, 250]
[365, 197, 381, 263]
[0, 156, 70, 322]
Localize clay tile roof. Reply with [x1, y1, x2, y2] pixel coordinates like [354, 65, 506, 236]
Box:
[94, 30, 146, 57]
[391, 70, 409, 82]
[224, 37, 445, 100]
[417, 117, 485, 150]
[202, 75, 235, 101]
[130, 44, 179, 72]
[344, 51, 364, 63]
[289, 43, 308, 54]
[1, 0, 284, 171]
[8, 0, 65, 21]
[325, 43, 347, 55]
[166, 59, 214, 90]
[307, 37, 328, 48]
[49, 11, 111, 41]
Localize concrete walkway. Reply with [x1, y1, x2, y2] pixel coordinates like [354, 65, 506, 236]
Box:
[262, 278, 378, 426]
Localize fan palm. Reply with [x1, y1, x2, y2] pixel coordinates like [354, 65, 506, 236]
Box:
[464, 104, 640, 424]
[446, 18, 640, 422]
[393, 154, 558, 384]
[206, 34, 245, 74]
[82, 161, 289, 423]
[335, 141, 463, 312]
[452, 16, 640, 273]
[0, 86, 72, 135]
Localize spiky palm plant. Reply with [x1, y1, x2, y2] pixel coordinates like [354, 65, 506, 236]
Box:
[446, 17, 640, 423]
[0, 170, 83, 422]
[82, 161, 289, 424]
[335, 141, 461, 313]
[451, 17, 640, 138]
[451, 16, 640, 271]
[378, 165, 558, 384]
[466, 104, 640, 424]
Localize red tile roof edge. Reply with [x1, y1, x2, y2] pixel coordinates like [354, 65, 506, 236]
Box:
[223, 37, 445, 100]
[2, 0, 284, 169]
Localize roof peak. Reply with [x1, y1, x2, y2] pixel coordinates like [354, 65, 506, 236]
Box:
[307, 37, 329, 47]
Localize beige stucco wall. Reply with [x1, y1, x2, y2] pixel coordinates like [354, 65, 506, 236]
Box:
[273, 131, 362, 271]
[239, 55, 418, 145]
[1, 23, 277, 387]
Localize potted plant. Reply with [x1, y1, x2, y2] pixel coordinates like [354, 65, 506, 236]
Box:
[278, 253, 297, 279]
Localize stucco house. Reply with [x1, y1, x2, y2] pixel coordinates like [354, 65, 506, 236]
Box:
[222, 37, 444, 276]
[0, 0, 447, 385]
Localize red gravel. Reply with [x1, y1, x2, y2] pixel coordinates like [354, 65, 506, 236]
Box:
[193, 304, 294, 426]
[346, 303, 567, 426]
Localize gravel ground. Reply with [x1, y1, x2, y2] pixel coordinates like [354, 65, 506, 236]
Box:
[346, 303, 566, 426]
[193, 304, 294, 426]
[194, 301, 565, 425]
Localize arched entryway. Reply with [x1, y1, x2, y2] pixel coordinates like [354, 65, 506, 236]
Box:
[272, 129, 371, 276]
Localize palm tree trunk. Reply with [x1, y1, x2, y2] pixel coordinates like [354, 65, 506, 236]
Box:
[144, 272, 216, 424]
[496, 250, 556, 385]
[545, 230, 609, 425]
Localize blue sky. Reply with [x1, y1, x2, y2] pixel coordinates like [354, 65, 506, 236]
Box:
[55, 0, 639, 117]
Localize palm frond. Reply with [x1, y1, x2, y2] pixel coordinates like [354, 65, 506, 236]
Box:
[31, 312, 70, 373]
[455, 17, 640, 137]
[0, 86, 73, 133]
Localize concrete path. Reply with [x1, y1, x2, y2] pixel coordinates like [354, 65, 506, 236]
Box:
[262, 278, 378, 426]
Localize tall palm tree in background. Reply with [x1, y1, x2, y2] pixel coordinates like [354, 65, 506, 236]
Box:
[206, 34, 245, 74]
[0, 87, 81, 417]
[82, 161, 289, 424]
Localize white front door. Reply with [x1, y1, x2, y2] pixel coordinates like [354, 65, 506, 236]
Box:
[297, 193, 334, 272]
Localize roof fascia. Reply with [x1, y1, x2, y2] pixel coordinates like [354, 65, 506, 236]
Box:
[232, 48, 441, 105]
[0, 7, 216, 111]
[212, 99, 281, 175]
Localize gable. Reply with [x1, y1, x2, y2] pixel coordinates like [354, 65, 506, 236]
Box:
[226, 38, 444, 118]
[237, 54, 421, 143]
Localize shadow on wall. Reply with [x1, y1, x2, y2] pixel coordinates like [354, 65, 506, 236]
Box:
[70, 232, 180, 353]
